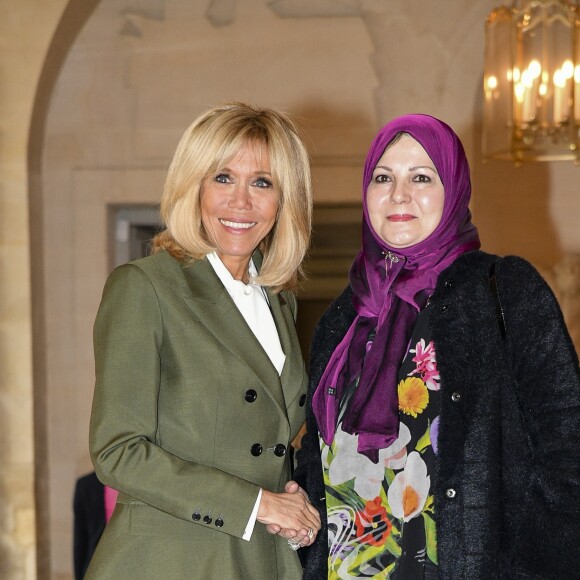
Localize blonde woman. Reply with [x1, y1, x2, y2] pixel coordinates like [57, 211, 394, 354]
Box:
[87, 103, 320, 579]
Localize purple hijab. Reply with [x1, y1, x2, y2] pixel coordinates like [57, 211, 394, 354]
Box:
[312, 114, 480, 462]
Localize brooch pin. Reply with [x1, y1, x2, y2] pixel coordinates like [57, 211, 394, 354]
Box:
[382, 250, 400, 273]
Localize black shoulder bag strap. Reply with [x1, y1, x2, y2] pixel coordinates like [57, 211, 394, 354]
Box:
[489, 259, 534, 452]
[489, 260, 506, 338]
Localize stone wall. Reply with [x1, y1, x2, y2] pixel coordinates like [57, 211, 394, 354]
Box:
[0, 1, 68, 579]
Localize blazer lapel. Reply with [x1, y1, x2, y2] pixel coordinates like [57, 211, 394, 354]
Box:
[249, 249, 304, 406]
[267, 288, 304, 407]
[181, 258, 288, 414]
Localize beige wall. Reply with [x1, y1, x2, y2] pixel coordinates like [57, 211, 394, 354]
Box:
[1, 1, 579, 579]
[0, 1, 70, 578]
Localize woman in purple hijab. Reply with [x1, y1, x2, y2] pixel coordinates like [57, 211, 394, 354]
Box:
[292, 114, 580, 579]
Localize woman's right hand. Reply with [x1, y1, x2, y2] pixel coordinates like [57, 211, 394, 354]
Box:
[257, 481, 321, 546]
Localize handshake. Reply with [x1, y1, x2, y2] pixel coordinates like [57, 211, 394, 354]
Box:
[257, 480, 321, 550]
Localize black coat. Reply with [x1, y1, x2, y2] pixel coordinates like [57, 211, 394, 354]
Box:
[295, 251, 580, 579]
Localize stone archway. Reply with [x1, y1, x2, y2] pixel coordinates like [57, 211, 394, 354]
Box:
[28, 2, 102, 577]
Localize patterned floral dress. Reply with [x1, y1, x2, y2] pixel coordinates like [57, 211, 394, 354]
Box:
[321, 306, 439, 579]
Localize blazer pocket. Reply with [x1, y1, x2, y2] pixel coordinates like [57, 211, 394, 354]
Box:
[129, 503, 213, 541]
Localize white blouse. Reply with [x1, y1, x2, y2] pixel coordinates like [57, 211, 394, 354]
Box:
[206, 252, 286, 375]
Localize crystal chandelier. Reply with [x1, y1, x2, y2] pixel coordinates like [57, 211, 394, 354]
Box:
[483, 0, 580, 162]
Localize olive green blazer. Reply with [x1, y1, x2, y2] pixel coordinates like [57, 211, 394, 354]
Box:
[86, 251, 308, 579]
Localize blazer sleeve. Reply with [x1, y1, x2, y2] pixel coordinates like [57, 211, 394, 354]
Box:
[498, 256, 580, 577]
[89, 264, 260, 539]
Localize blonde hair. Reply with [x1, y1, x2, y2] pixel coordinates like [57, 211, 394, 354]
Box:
[152, 102, 312, 292]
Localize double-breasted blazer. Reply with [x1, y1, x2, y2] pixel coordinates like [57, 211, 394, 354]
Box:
[86, 250, 308, 579]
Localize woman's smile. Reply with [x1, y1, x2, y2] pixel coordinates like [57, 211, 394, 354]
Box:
[387, 214, 415, 222]
[218, 219, 258, 230]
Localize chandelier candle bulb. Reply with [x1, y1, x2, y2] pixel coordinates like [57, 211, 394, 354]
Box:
[483, 0, 580, 162]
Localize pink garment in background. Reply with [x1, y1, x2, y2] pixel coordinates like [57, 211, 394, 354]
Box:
[103, 486, 119, 522]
